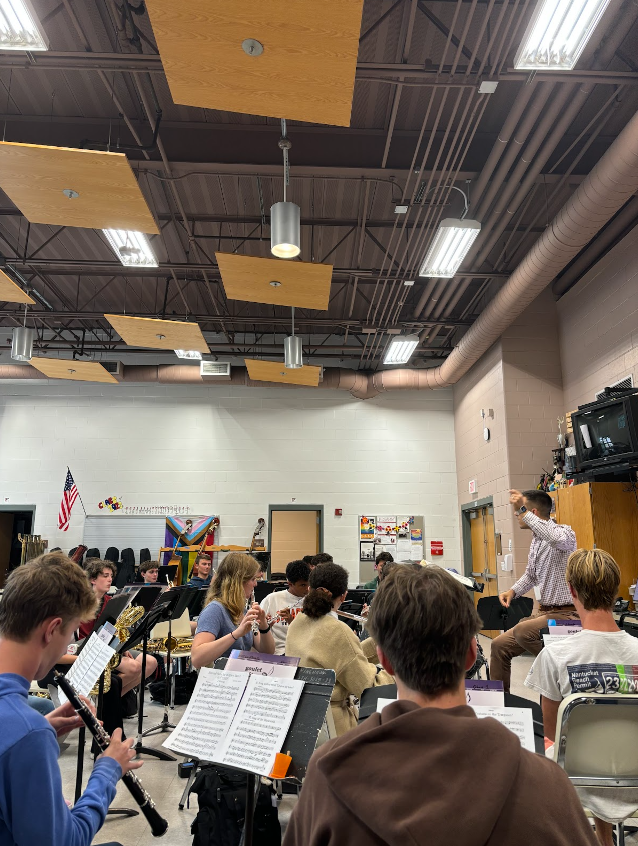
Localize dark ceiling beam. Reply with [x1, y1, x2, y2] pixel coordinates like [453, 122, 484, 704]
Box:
[0, 53, 635, 85]
[417, 2, 475, 62]
[0, 259, 508, 280]
[360, 0, 406, 43]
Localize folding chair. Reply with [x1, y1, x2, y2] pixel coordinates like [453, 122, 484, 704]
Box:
[554, 693, 638, 845]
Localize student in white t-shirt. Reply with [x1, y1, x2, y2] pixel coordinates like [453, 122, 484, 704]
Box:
[525, 548, 638, 846]
[260, 559, 310, 655]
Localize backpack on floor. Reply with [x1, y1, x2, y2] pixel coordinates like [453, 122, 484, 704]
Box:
[149, 670, 197, 705]
[190, 764, 281, 846]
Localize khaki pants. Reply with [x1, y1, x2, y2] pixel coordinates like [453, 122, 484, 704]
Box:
[489, 604, 579, 692]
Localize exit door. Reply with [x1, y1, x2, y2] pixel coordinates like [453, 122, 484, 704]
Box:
[268, 506, 323, 572]
[470, 506, 499, 638]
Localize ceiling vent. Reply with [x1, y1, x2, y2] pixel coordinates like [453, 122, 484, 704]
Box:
[200, 361, 231, 380]
[595, 375, 634, 400]
[101, 360, 124, 380]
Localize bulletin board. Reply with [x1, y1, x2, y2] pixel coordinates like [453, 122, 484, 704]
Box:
[359, 515, 424, 569]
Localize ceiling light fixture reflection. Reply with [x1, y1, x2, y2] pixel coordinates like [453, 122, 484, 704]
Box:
[419, 219, 481, 278]
[514, 0, 612, 70]
[174, 349, 203, 360]
[0, 0, 49, 50]
[383, 334, 419, 366]
[102, 229, 158, 268]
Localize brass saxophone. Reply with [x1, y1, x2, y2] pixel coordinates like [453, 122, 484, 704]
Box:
[146, 636, 193, 653]
[90, 605, 145, 695]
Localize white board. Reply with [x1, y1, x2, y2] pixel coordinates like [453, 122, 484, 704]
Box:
[83, 516, 166, 565]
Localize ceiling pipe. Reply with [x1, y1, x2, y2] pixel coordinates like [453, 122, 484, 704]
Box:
[552, 194, 638, 296]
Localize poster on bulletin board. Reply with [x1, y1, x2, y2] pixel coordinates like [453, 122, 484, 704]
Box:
[360, 516, 376, 541]
[359, 515, 424, 564]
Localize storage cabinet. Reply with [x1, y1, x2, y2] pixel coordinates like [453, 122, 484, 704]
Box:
[550, 482, 638, 598]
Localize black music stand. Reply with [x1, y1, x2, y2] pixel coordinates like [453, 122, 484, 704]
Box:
[117, 583, 164, 612]
[119, 600, 178, 762]
[179, 660, 336, 824]
[142, 586, 197, 738]
[158, 564, 178, 585]
[254, 581, 286, 603]
[358, 684, 398, 722]
[476, 596, 534, 631]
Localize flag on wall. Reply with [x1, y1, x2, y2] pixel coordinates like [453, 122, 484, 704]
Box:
[58, 470, 78, 532]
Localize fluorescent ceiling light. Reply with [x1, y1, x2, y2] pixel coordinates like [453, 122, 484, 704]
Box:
[383, 334, 419, 366]
[174, 349, 202, 360]
[102, 229, 158, 268]
[514, 0, 611, 70]
[419, 218, 481, 278]
[0, 0, 48, 50]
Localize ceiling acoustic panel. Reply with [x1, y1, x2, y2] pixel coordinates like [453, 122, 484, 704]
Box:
[30, 358, 118, 384]
[245, 358, 321, 387]
[0, 270, 35, 304]
[144, 0, 364, 127]
[104, 314, 210, 354]
[0, 143, 159, 233]
[216, 252, 332, 310]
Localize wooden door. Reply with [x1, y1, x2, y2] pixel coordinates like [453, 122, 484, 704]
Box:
[470, 506, 500, 638]
[0, 513, 13, 588]
[270, 510, 319, 571]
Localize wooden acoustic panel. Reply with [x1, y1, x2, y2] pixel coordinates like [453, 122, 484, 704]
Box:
[0, 142, 159, 233]
[104, 314, 209, 353]
[30, 358, 118, 384]
[245, 358, 320, 387]
[216, 252, 332, 310]
[145, 0, 364, 127]
[0, 270, 34, 304]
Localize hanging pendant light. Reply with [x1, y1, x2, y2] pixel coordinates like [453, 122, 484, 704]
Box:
[270, 122, 301, 259]
[11, 303, 34, 361]
[284, 306, 303, 368]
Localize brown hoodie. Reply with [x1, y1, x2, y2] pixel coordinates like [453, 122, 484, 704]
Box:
[283, 700, 597, 846]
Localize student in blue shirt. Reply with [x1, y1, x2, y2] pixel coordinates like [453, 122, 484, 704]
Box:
[0, 552, 143, 846]
[187, 554, 213, 588]
[192, 552, 276, 666]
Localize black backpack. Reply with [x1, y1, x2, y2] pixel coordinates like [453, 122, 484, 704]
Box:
[190, 765, 281, 846]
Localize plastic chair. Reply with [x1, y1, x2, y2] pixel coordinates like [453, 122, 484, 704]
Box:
[553, 693, 638, 845]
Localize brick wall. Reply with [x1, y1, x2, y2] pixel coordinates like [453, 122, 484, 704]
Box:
[0, 380, 461, 580]
[558, 223, 638, 411]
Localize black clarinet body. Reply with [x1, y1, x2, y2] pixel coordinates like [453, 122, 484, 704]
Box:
[54, 671, 168, 837]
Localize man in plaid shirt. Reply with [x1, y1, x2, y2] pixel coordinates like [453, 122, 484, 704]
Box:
[489, 489, 579, 691]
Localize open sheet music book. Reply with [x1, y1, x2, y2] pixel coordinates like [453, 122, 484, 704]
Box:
[163, 668, 304, 776]
[57, 631, 116, 705]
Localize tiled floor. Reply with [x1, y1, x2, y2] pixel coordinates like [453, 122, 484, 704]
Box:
[57, 639, 637, 845]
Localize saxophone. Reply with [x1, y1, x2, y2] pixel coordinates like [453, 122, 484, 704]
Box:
[146, 636, 193, 653]
[90, 605, 145, 695]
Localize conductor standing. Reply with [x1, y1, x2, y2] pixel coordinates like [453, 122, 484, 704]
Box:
[489, 489, 578, 691]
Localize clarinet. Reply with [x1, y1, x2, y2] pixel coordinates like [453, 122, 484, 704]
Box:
[54, 671, 169, 838]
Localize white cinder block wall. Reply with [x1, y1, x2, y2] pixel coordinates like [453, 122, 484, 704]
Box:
[0, 380, 461, 580]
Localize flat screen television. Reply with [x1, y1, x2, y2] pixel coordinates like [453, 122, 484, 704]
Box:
[572, 395, 638, 471]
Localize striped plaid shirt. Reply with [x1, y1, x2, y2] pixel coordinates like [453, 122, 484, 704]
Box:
[512, 512, 577, 606]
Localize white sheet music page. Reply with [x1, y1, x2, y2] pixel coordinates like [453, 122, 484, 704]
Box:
[471, 706, 535, 752]
[58, 632, 116, 705]
[163, 668, 248, 759]
[214, 675, 305, 776]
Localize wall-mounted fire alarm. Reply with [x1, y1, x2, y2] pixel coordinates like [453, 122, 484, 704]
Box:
[335, 508, 342, 517]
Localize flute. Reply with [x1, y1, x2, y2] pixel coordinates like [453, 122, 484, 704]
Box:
[249, 590, 260, 636]
[54, 671, 169, 838]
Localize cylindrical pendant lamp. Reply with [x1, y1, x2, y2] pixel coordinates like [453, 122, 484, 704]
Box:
[11, 326, 34, 361]
[271, 201, 301, 258]
[284, 335, 303, 369]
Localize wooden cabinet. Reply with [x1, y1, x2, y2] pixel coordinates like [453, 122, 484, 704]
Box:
[550, 483, 638, 598]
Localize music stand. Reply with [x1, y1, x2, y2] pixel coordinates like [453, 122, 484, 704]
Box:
[179, 660, 336, 824]
[142, 586, 197, 737]
[346, 588, 375, 605]
[254, 581, 286, 603]
[358, 684, 398, 722]
[187, 587, 208, 620]
[158, 564, 179, 585]
[118, 600, 178, 762]
[476, 596, 533, 632]
[117, 583, 164, 612]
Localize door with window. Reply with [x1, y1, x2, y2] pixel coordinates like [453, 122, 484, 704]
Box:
[470, 506, 499, 638]
[269, 507, 322, 573]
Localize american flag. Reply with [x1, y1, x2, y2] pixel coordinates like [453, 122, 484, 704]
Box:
[58, 470, 79, 532]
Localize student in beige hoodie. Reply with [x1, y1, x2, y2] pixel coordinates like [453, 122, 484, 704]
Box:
[284, 565, 597, 846]
[285, 562, 393, 735]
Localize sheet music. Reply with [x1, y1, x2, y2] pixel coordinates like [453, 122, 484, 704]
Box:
[58, 632, 116, 705]
[376, 697, 397, 713]
[471, 706, 535, 752]
[163, 668, 248, 759]
[214, 675, 304, 777]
